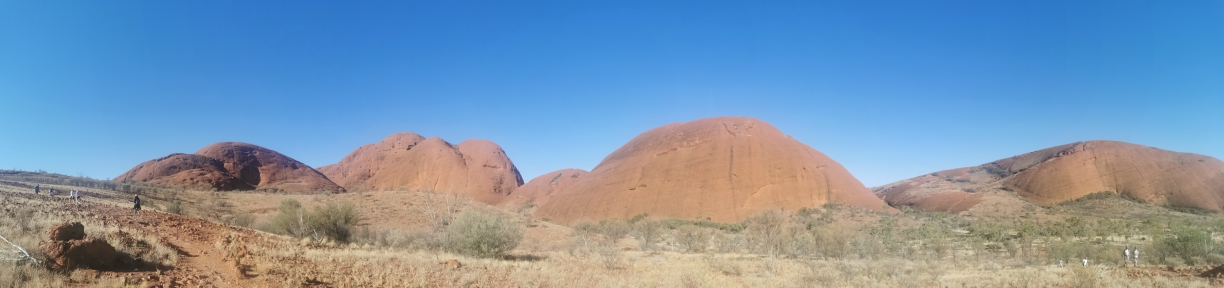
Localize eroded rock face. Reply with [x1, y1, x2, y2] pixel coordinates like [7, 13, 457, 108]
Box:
[39, 222, 117, 271]
[874, 141, 1224, 213]
[533, 117, 892, 224]
[117, 142, 343, 193]
[317, 133, 524, 204]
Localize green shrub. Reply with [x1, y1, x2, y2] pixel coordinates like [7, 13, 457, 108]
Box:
[1154, 224, 1210, 265]
[263, 199, 309, 238]
[444, 209, 524, 258]
[306, 202, 363, 243]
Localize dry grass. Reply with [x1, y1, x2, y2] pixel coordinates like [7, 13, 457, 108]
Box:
[0, 172, 1220, 287]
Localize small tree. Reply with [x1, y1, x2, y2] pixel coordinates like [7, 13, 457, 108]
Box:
[632, 218, 664, 251]
[445, 209, 524, 258]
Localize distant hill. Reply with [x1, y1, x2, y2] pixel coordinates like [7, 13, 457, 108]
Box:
[874, 141, 1224, 213]
[531, 116, 893, 224]
[117, 142, 343, 193]
[501, 168, 588, 208]
[316, 133, 523, 204]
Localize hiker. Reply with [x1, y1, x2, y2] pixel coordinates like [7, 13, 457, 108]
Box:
[1058, 258, 1064, 267]
[1082, 257, 1088, 266]
[1133, 249, 1139, 267]
[49, 188, 54, 197]
[133, 195, 142, 216]
[1124, 247, 1130, 265]
[34, 185, 39, 194]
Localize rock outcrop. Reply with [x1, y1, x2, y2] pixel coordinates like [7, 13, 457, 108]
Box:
[117, 142, 343, 193]
[501, 169, 588, 208]
[874, 141, 1224, 212]
[38, 222, 117, 271]
[317, 133, 523, 204]
[533, 117, 892, 224]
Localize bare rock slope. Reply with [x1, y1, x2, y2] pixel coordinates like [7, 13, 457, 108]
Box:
[874, 141, 1224, 213]
[316, 133, 523, 204]
[533, 117, 892, 224]
[501, 168, 588, 208]
[117, 142, 342, 193]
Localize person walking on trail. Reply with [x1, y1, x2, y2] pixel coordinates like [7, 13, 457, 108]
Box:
[1133, 249, 1139, 267]
[133, 195, 142, 216]
[34, 185, 39, 194]
[1082, 257, 1088, 266]
[1058, 258, 1064, 267]
[1124, 247, 1130, 266]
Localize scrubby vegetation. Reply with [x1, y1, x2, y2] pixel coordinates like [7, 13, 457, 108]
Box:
[443, 209, 525, 258]
[259, 199, 364, 243]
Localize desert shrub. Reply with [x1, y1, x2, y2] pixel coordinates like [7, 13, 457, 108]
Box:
[231, 211, 255, 228]
[262, 199, 309, 238]
[674, 224, 712, 253]
[592, 238, 622, 269]
[632, 218, 664, 252]
[595, 219, 631, 241]
[444, 209, 524, 258]
[704, 255, 743, 276]
[1154, 224, 1210, 265]
[165, 199, 184, 215]
[712, 230, 746, 253]
[745, 209, 789, 255]
[305, 201, 363, 243]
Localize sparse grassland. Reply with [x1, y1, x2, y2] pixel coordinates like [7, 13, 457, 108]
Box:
[0, 170, 1221, 287]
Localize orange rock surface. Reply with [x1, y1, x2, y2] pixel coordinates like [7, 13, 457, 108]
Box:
[117, 142, 342, 193]
[533, 117, 892, 224]
[501, 168, 588, 208]
[876, 141, 1224, 212]
[316, 133, 523, 204]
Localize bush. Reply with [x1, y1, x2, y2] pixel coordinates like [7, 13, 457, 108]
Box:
[633, 218, 664, 252]
[595, 219, 632, 241]
[1154, 224, 1210, 265]
[263, 199, 309, 238]
[444, 209, 524, 258]
[231, 212, 255, 228]
[260, 199, 363, 243]
[746, 209, 788, 255]
[675, 224, 712, 253]
[306, 202, 363, 243]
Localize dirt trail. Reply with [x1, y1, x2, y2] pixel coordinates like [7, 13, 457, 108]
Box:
[87, 203, 276, 287]
[1, 188, 279, 287]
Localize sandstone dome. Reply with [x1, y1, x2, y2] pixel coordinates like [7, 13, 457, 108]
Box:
[117, 142, 343, 193]
[501, 168, 589, 208]
[316, 133, 523, 204]
[533, 117, 892, 223]
[874, 141, 1224, 213]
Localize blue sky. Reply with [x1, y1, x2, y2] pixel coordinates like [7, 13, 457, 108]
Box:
[2, 1, 1221, 187]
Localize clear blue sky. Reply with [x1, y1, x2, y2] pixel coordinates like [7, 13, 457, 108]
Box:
[2, 1, 1222, 187]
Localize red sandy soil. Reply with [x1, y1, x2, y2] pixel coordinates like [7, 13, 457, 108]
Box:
[533, 116, 893, 224]
[875, 140, 1224, 213]
[4, 190, 280, 287]
[118, 142, 343, 193]
[317, 133, 524, 204]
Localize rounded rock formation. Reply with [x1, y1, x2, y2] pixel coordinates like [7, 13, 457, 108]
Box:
[317, 133, 523, 204]
[875, 141, 1224, 212]
[534, 117, 892, 224]
[117, 143, 342, 193]
[501, 168, 589, 208]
